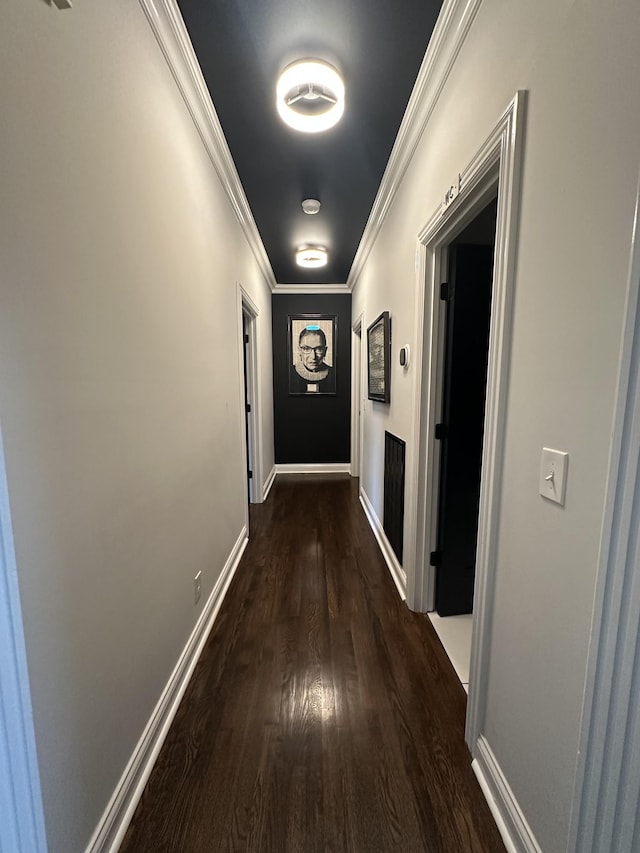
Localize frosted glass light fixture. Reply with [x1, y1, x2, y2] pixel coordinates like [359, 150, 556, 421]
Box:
[277, 60, 345, 133]
[296, 246, 328, 268]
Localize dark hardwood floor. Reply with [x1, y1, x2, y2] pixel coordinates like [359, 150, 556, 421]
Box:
[120, 474, 505, 852]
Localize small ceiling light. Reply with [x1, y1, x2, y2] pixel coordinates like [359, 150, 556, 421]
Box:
[277, 60, 345, 133]
[302, 198, 321, 215]
[296, 246, 328, 268]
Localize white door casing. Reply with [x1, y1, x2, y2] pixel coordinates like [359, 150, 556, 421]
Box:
[0, 421, 48, 852]
[405, 92, 527, 751]
[567, 175, 640, 853]
[237, 284, 261, 504]
[351, 314, 364, 478]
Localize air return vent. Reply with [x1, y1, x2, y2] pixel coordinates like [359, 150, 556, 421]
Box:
[384, 431, 406, 563]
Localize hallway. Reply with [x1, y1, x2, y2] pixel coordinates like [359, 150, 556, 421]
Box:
[120, 475, 504, 852]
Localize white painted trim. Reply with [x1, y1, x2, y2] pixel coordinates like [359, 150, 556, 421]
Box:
[403, 94, 526, 751]
[350, 314, 364, 478]
[348, 0, 483, 291]
[262, 465, 277, 500]
[239, 286, 260, 319]
[567, 176, 640, 853]
[359, 487, 407, 601]
[275, 463, 351, 475]
[472, 761, 517, 853]
[237, 290, 252, 513]
[464, 91, 526, 748]
[238, 284, 262, 504]
[273, 284, 350, 294]
[403, 240, 443, 613]
[86, 527, 248, 853]
[472, 737, 541, 853]
[0, 426, 48, 852]
[138, 0, 275, 290]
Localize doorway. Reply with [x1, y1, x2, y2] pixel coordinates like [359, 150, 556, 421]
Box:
[409, 92, 526, 742]
[238, 284, 260, 508]
[433, 199, 497, 617]
[242, 310, 253, 500]
[351, 315, 364, 479]
[428, 200, 498, 691]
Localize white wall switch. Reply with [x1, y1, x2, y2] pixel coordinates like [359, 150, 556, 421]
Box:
[539, 447, 569, 505]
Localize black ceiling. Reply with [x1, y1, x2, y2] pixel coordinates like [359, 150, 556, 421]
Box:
[176, 0, 443, 285]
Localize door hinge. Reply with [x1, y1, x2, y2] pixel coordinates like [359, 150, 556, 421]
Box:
[440, 281, 451, 302]
[430, 550, 442, 567]
[246, 402, 251, 413]
[435, 423, 447, 440]
[244, 333, 249, 344]
[248, 470, 253, 479]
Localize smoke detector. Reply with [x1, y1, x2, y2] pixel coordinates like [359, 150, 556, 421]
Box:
[302, 198, 321, 215]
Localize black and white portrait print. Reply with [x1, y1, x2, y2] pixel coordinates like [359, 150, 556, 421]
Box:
[288, 315, 336, 395]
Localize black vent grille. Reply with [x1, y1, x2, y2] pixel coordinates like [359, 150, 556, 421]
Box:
[384, 431, 406, 563]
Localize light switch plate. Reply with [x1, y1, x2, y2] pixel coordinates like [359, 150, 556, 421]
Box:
[539, 447, 568, 505]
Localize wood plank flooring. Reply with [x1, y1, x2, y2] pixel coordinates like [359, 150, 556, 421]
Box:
[120, 474, 505, 852]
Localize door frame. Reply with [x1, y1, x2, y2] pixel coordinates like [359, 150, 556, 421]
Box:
[237, 284, 261, 505]
[351, 314, 364, 478]
[567, 174, 640, 853]
[407, 91, 526, 748]
[0, 421, 48, 852]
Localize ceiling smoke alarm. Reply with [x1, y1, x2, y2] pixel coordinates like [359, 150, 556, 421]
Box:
[302, 198, 321, 215]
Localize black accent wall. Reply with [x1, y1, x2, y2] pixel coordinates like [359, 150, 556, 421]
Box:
[272, 293, 351, 464]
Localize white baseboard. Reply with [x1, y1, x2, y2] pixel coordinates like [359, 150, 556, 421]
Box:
[359, 486, 407, 601]
[275, 463, 351, 474]
[262, 465, 276, 500]
[85, 527, 249, 853]
[472, 736, 541, 853]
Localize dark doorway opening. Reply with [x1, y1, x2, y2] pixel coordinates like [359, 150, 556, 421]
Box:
[242, 311, 252, 510]
[434, 197, 498, 616]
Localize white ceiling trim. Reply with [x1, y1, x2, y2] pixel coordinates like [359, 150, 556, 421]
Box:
[139, 0, 277, 291]
[273, 283, 351, 295]
[347, 0, 483, 291]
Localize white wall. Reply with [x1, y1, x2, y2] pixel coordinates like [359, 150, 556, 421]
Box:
[0, 1, 273, 851]
[352, 0, 640, 850]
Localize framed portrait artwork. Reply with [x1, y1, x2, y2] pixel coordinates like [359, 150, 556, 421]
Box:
[367, 311, 391, 403]
[288, 314, 337, 395]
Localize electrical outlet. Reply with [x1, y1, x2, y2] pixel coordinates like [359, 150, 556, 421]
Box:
[194, 571, 202, 605]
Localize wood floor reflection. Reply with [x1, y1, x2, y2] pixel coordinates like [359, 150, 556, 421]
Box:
[120, 474, 505, 852]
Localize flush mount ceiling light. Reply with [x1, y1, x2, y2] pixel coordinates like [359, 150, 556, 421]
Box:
[296, 245, 328, 268]
[302, 198, 321, 215]
[277, 60, 345, 133]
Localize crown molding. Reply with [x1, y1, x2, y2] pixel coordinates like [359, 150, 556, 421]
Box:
[138, 0, 276, 290]
[347, 0, 483, 291]
[273, 282, 351, 295]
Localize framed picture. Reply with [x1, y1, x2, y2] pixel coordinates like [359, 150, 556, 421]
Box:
[367, 311, 391, 403]
[288, 314, 337, 395]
